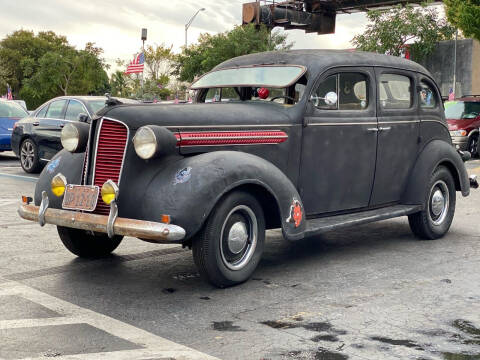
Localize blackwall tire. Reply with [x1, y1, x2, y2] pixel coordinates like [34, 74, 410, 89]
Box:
[192, 191, 266, 288]
[468, 134, 479, 158]
[20, 138, 41, 173]
[57, 226, 123, 258]
[408, 166, 456, 240]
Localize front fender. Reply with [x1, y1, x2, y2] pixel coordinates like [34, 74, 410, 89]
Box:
[402, 140, 470, 206]
[133, 151, 306, 241]
[34, 150, 84, 207]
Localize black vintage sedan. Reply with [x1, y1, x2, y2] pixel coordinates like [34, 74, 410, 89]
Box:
[18, 50, 475, 287]
[12, 96, 124, 173]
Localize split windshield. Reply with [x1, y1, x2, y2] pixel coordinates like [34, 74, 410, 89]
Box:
[191, 65, 306, 89]
[445, 101, 480, 120]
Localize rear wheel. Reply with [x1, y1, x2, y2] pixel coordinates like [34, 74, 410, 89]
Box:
[408, 166, 456, 240]
[192, 191, 265, 288]
[20, 138, 41, 173]
[57, 226, 123, 258]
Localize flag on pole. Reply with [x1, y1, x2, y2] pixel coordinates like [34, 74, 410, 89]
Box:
[125, 53, 145, 74]
[448, 88, 455, 101]
[7, 85, 13, 100]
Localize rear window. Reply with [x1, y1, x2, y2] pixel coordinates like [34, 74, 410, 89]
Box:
[0, 101, 28, 117]
[379, 74, 412, 109]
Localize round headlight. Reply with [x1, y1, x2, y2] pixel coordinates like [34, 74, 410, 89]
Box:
[101, 180, 119, 205]
[61, 123, 80, 152]
[133, 126, 157, 160]
[51, 173, 67, 197]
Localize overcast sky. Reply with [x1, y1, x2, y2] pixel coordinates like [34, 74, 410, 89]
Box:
[0, 0, 387, 73]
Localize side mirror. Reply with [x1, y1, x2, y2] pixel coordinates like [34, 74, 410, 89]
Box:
[77, 113, 90, 123]
[309, 91, 338, 107]
[324, 92, 338, 106]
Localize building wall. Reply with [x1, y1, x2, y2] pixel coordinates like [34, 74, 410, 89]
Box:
[417, 39, 479, 97]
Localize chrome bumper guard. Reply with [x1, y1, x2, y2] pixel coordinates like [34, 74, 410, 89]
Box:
[18, 195, 186, 243]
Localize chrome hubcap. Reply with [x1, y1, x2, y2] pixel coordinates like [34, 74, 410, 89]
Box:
[220, 205, 258, 271]
[20, 142, 35, 170]
[429, 180, 449, 226]
[227, 221, 249, 254]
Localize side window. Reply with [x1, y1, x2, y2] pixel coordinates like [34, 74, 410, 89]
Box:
[313, 73, 369, 110]
[36, 105, 48, 118]
[419, 80, 438, 109]
[379, 74, 412, 109]
[65, 100, 85, 121]
[45, 100, 67, 119]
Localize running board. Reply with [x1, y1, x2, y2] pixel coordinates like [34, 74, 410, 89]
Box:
[305, 205, 422, 237]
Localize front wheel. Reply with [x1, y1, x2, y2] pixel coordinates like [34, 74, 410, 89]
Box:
[192, 191, 266, 288]
[468, 134, 479, 158]
[20, 138, 41, 173]
[57, 227, 123, 258]
[408, 166, 456, 240]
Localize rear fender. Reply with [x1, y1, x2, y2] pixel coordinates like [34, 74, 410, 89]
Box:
[401, 140, 470, 207]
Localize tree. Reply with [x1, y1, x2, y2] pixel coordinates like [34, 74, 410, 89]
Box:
[444, 0, 480, 41]
[352, 5, 455, 60]
[0, 30, 109, 109]
[144, 44, 173, 82]
[174, 24, 293, 83]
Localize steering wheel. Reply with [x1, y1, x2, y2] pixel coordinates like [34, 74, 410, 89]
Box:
[270, 95, 296, 102]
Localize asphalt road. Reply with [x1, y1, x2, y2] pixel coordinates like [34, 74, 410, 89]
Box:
[1, 150, 480, 360]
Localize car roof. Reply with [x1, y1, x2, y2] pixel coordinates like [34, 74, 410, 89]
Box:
[50, 96, 107, 102]
[215, 49, 430, 77]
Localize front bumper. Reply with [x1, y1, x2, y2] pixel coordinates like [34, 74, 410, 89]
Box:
[451, 136, 468, 151]
[18, 203, 186, 243]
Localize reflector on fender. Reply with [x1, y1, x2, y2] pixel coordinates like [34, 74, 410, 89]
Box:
[51, 173, 67, 197]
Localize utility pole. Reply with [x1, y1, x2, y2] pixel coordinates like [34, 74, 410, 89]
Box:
[453, 29, 458, 97]
[141, 28, 147, 99]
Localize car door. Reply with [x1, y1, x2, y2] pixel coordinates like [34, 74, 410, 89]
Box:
[370, 69, 420, 205]
[299, 67, 378, 215]
[37, 99, 67, 160]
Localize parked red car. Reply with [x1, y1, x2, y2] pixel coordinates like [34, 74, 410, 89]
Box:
[446, 95, 480, 157]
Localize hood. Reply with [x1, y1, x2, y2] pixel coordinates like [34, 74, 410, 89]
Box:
[447, 118, 478, 131]
[99, 101, 293, 130]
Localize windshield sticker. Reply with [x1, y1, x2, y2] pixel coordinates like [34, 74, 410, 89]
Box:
[286, 199, 303, 228]
[47, 158, 61, 174]
[173, 167, 192, 185]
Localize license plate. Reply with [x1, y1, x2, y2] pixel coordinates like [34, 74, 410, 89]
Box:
[62, 185, 99, 212]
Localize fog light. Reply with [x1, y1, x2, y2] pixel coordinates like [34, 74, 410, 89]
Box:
[51, 173, 67, 197]
[101, 180, 119, 205]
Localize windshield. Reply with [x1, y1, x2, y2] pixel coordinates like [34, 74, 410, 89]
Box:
[0, 101, 29, 118]
[86, 100, 107, 114]
[445, 101, 480, 120]
[191, 65, 306, 89]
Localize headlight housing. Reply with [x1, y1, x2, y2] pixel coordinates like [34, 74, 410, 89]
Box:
[51, 173, 67, 197]
[133, 126, 157, 160]
[450, 130, 468, 137]
[61, 122, 89, 153]
[61, 123, 80, 152]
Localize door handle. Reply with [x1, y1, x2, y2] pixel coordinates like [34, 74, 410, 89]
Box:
[32, 122, 39, 126]
[379, 126, 392, 132]
[367, 128, 379, 132]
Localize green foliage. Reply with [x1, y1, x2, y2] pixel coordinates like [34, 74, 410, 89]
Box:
[0, 30, 109, 109]
[174, 24, 293, 83]
[444, 0, 480, 41]
[352, 5, 456, 60]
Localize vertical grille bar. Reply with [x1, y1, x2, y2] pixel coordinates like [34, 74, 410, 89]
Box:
[92, 119, 128, 215]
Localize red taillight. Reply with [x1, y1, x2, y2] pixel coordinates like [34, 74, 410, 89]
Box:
[92, 119, 128, 215]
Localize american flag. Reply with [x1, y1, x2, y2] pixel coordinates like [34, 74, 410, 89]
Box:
[125, 53, 145, 74]
[7, 85, 13, 100]
[448, 88, 455, 101]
